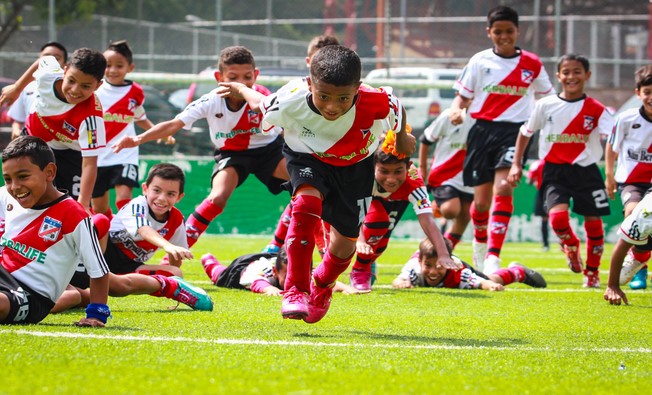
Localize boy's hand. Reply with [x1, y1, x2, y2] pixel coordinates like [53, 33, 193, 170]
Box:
[74, 317, 106, 327]
[604, 285, 628, 305]
[392, 278, 413, 289]
[448, 109, 465, 125]
[488, 282, 505, 291]
[507, 164, 523, 187]
[0, 84, 20, 107]
[356, 240, 373, 256]
[217, 82, 246, 100]
[395, 131, 416, 156]
[605, 175, 617, 200]
[163, 244, 193, 261]
[112, 135, 140, 153]
[157, 135, 176, 145]
[438, 256, 461, 270]
[262, 286, 282, 296]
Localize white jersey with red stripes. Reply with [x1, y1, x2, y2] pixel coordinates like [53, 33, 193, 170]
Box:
[0, 188, 109, 302]
[454, 48, 554, 123]
[176, 84, 281, 151]
[95, 81, 147, 166]
[108, 195, 187, 263]
[522, 94, 614, 166]
[618, 191, 652, 245]
[260, 82, 403, 166]
[25, 56, 106, 156]
[422, 108, 474, 193]
[372, 165, 432, 216]
[609, 106, 652, 184]
[7, 81, 37, 123]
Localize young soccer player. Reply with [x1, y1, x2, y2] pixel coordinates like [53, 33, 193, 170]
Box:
[449, 5, 554, 274]
[526, 159, 550, 252]
[604, 192, 652, 305]
[418, 107, 474, 251]
[7, 42, 68, 140]
[604, 65, 652, 290]
[508, 54, 614, 287]
[350, 141, 460, 291]
[112, 46, 287, 249]
[0, 136, 111, 327]
[392, 238, 546, 291]
[92, 40, 157, 219]
[200, 247, 368, 296]
[220, 45, 426, 324]
[1, 48, 107, 210]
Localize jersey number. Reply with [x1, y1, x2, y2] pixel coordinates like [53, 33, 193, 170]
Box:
[121, 164, 138, 182]
[357, 197, 372, 225]
[592, 189, 609, 209]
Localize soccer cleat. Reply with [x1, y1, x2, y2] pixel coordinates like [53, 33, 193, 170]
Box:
[563, 243, 583, 273]
[629, 266, 648, 290]
[582, 269, 600, 288]
[472, 239, 487, 272]
[350, 268, 372, 291]
[304, 278, 335, 324]
[169, 276, 214, 311]
[619, 251, 644, 285]
[482, 254, 501, 275]
[508, 262, 547, 288]
[262, 243, 280, 254]
[281, 286, 309, 320]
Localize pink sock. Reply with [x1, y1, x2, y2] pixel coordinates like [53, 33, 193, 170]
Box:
[186, 199, 223, 247]
[314, 250, 354, 287]
[201, 254, 226, 283]
[487, 195, 513, 257]
[285, 195, 322, 293]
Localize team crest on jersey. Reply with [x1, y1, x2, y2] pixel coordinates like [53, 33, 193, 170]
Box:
[62, 121, 77, 135]
[158, 228, 169, 237]
[583, 116, 594, 130]
[38, 216, 62, 242]
[6, 203, 13, 211]
[128, 99, 138, 111]
[521, 69, 534, 84]
[248, 110, 260, 125]
[361, 129, 371, 139]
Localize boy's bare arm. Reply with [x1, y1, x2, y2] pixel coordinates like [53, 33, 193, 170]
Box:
[0, 59, 39, 107]
[218, 82, 266, 112]
[507, 131, 532, 186]
[137, 225, 193, 261]
[392, 276, 412, 289]
[417, 213, 461, 270]
[449, 94, 472, 125]
[417, 141, 431, 180]
[394, 108, 416, 155]
[479, 279, 505, 291]
[78, 156, 98, 209]
[113, 119, 184, 153]
[604, 142, 618, 200]
[75, 273, 110, 327]
[604, 238, 631, 305]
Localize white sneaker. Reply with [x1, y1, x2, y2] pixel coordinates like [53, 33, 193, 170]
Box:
[472, 239, 487, 272]
[619, 251, 644, 285]
[483, 254, 501, 275]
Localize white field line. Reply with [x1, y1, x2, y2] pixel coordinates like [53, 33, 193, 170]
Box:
[1, 329, 650, 354]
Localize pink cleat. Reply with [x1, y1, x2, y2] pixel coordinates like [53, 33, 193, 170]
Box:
[304, 278, 335, 324]
[281, 286, 309, 320]
[350, 269, 372, 291]
[563, 243, 583, 273]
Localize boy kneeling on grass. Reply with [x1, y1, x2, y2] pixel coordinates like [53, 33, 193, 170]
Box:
[392, 238, 547, 291]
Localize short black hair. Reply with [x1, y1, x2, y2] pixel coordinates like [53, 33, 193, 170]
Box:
[106, 40, 133, 64]
[418, 237, 453, 261]
[487, 5, 519, 28]
[2, 136, 55, 170]
[67, 48, 107, 82]
[218, 46, 256, 72]
[635, 65, 652, 90]
[276, 246, 288, 271]
[41, 41, 68, 63]
[307, 35, 340, 58]
[145, 163, 185, 194]
[374, 145, 410, 166]
[309, 45, 361, 87]
[557, 54, 590, 72]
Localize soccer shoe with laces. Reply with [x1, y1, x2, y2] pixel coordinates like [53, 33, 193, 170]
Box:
[262, 244, 280, 254]
[281, 286, 309, 320]
[472, 239, 487, 272]
[304, 278, 335, 324]
[619, 251, 644, 285]
[350, 268, 372, 291]
[629, 266, 648, 290]
[563, 244, 583, 273]
[482, 254, 501, 275]
[508, 262, 547, 288]
[582, 269, 600, 288]
[169, 276, 214, 311]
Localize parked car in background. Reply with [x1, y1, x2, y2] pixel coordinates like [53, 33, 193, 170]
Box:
[364, 67, 461, 136]
[615, 94, 639, 115]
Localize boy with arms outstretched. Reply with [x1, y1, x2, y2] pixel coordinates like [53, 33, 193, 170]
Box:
[508, 54, 614, 287]
[0, 136, 110, 327]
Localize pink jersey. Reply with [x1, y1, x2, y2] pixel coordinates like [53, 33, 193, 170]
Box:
[372, 165, 432, 216]
[25, 56, 106, 156]
[454, 48, 554, 123]
[0, 188, 109, 302]
[522, 94, 614, 166]
[260, 82, 403, 166]
[609, 107, 652, 184]
[177, 84, 280, 151]
[422, 108, 474, 193]
[108, 195, 187, 263]
[96, 81, 147, 166]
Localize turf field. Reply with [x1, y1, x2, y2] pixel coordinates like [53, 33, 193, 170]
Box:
[1, 236, 649, 395]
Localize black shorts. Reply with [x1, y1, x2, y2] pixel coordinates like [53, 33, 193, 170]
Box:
[212, 136, 286, 195]
[463, 120, 525, 186]
[533, 187, 547, 217]
[92, 164, 140, 198]
[429, 185, 474, 207]
[53, 148, 82, 199]
[103, 242, 141, 274]
[283, 145, 375, 238]
[215, 252, 280, 289]
[618, 183, 652, 208]
[542, 162, 611, 216]
[0, 265, 54, 324]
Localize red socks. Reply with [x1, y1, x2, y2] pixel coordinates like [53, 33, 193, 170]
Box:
[285, 195, 322, 292]
[487, 195, 513, 257]
[584, 219, 604, 271]
[494, 265, 526, 285]
[549, 210, 579, 247]
[271, 203, 292, 248]
[314, 250, 354, 287]
[186, 199, 223, 247]
[470, 201, 488, 243]
[444, 231, 462, 249]
[150, 275, 177, 298]
[116, 199, 130, 210]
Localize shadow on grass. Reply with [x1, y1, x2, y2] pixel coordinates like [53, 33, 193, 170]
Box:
[374, 288, 490, 299]
[344, 329, 528, 348]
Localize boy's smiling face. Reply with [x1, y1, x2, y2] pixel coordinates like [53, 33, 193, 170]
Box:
[307, 77, 360, 121]
[557, 59, 590, 100]
[2, 156, 57, 209]
[374, 161, 408, 193]
[61, 66, 102, 104]
[142, 176, 184, 220]
[636, 84, 652, 118]
[487, 20, 519, 57]
[419, 255, 447, 287]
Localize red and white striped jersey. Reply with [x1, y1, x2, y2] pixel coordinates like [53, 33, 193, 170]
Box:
[108, 195, 187, 263]
[177, 84, 281, 151]
[454, 48, 554, 123]
[260, 82, 403, 166]
[7, 81, 37, 123]
[0, 188, 109, 302]
[522, 94, 614, 166]
[609, 106, 652, 184]
[618, 191, 652, 245]
[95, 81, 147, 166]
[372, 165, 432, 216]
[422, 108, 474, 193]
[25, 56, 106, 156]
